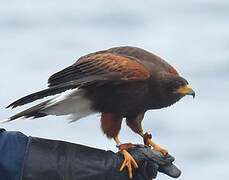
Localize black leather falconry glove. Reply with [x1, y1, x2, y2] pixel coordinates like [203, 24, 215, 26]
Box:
[22, 137, 181, 180]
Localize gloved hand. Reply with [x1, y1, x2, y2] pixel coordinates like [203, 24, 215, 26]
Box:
[126, 145, 181, 179]
[22, 137, 181, 180]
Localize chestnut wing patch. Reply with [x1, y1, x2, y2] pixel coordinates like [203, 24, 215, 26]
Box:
[48, 53, 150, 87]
[169, 64, 179, 75]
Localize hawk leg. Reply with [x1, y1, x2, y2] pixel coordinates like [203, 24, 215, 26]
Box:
[140, 132, 168, 155]
[126, 113, 168, 156]
[114, 137, 138, 179]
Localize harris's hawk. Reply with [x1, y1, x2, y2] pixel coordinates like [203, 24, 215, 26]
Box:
[6, 46, 195, 179]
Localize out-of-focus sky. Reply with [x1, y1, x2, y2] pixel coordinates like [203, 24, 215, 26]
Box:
[0, 0, 229, 179]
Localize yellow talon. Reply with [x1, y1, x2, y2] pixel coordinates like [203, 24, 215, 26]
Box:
[120, 149, 138, 179]
[148, 139, 168, 155]
[141, 132, 168, 156]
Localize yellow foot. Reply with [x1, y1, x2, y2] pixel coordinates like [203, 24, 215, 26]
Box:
[142, 132, 168, 156]
[120, 149, 138, 179]
[148, 139, 168, 155]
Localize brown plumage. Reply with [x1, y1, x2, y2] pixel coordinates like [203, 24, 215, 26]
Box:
[6, 46, 195, 179]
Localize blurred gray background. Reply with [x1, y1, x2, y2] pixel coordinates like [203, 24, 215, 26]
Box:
[0, 0, 228, 179]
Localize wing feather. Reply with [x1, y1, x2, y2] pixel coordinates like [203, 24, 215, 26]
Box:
[48, 53, 150, 87]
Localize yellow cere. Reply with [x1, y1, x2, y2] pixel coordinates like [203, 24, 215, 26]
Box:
[177, 85, 192, 94]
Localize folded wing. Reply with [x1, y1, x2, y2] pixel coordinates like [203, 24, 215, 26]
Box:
[48, 53, 150, 87]
[7, 53, 150, 109]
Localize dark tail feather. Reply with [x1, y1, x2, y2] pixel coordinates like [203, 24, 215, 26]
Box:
[6, 80, 85, 109]
[7, 100, 50, 122]
[6, 86, 70, 109]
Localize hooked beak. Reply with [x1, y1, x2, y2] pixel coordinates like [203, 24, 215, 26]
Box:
[177, 85, 195, 98]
